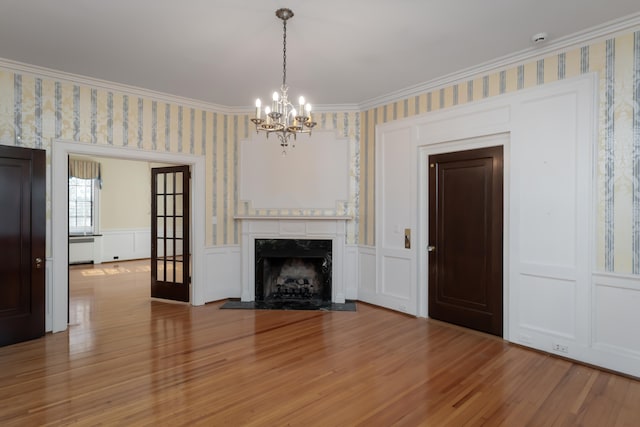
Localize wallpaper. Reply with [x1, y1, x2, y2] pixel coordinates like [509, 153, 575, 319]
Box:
[0, 71, 360, 249]
[359, 30, 640, 275]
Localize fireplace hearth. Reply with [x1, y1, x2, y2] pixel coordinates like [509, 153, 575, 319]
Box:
[255, 239, 332, 306]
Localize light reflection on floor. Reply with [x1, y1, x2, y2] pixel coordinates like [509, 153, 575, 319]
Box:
[79, 265, 151, 276]
[69, 260, 153, 357]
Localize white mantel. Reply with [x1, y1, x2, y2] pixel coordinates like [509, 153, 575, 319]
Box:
[237, 217, 350, 303]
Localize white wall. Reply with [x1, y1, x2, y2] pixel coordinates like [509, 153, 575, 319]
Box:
[99, 157, 153, 230]
[239, 130, 350, 213]
[360, 74, 640, 378]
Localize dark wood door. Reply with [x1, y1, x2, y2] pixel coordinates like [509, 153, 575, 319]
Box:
[0, 146, 46, 346]
[428, 146, 503, 336]
[151, 166, 190, 302]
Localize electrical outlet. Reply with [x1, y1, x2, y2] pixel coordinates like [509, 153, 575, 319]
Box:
[552, 343, 568, 353]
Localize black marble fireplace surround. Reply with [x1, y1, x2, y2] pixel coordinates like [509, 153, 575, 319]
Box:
[255, 239, 332, 308]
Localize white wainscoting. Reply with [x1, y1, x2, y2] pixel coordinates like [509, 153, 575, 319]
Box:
[372, 125, 418, 315]
[100, 228, 151, 263]
[591, 273, 640, 377]
[204, 245, 242, 303]
[344, 244, 359, 300]
[357, 246, 379, 307]
[508, 79, 593, 368]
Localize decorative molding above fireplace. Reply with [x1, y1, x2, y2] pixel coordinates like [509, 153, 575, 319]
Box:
[238, 130, 351, 213]
[235, 215, 352, 220]
[238, 218, 348, 303]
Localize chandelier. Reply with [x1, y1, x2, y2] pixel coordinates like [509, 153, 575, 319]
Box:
[251, 8, 316, 154]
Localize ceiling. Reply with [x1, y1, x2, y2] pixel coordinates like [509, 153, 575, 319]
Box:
[0, 0, 638, 108]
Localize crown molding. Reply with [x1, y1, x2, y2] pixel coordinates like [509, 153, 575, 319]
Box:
[0, 56, 363, 115]
[2, 11, 639, 114]
[358, 11, 640, 111]
[0, 57, 235, 114]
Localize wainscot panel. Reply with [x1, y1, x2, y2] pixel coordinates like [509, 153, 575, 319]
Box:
[100, 229, 151, 263]
[204, 246, 242, 303]
[591, 273, 640, 377]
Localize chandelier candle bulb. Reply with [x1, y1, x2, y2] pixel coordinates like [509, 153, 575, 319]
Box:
[305, 103, 312, 121]
[255, 99, 261, 119]
[298, 96, 305, 116]
[264, 106, 271, 124]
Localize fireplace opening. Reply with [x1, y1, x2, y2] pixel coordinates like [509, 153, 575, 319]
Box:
[255, 239, 332, 304]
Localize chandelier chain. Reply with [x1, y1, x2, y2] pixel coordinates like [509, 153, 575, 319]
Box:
[282, 19, 287, 87]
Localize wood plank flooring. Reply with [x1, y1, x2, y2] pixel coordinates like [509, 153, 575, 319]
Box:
[0, 259, 638, 426]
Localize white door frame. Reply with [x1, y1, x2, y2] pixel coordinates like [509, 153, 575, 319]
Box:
[51, 140, 206, 333]
[417, 133, 511, 337]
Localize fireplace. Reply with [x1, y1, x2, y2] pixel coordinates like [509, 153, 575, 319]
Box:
[255, 239, 332, 305]
[238, 218, 348, 304]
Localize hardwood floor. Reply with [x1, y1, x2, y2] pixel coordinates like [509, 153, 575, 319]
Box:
[0, 260, 638, 426]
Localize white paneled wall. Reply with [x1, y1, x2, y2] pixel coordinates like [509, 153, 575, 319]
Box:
[204, 246, 242, 302]
[591, 273, 640, 375]
[344, 245, 359, 300]
[100, 229, 151, 262]
[357, 246, 377, 300]
[362, 74, 640, 377]
[509, 85, 592, 360]
[371, 126, 417, 314]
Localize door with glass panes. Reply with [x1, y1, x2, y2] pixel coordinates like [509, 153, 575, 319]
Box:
[151, 166, 190, 302]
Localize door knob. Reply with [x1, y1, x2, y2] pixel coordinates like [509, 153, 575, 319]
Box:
[427, 246, 436, 252]
[35, 257, 43, 269]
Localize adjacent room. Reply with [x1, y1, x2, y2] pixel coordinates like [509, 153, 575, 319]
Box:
[1, 1, 639, 424]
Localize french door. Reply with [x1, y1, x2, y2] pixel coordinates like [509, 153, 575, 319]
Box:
[151, 166, 190, 302]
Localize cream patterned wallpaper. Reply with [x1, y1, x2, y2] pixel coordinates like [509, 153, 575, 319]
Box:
[359, 30, 640, 275]
[0, 71, 360, 248]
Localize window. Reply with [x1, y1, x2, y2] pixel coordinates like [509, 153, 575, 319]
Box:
[68, 157, 101, 235]
[69, 177, 98, 235]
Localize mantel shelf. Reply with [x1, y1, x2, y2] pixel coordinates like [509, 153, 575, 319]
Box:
[234, 215, 353, 221]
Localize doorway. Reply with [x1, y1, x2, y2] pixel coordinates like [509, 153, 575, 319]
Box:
[428, 145, 503, 336]
[52, 141, 206, 333]
[67, 157, 191, 326]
